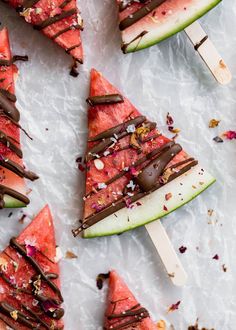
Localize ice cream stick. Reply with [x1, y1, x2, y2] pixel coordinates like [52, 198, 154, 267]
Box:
[184, 21, 231, 85]
[145, 221, 187, 286]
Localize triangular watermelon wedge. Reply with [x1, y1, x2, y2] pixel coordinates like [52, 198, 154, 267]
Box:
[3, 0, 83, 70]
[72, 69, 215, 238]
[0, 27, 38, 209]
[104, 270, 156, 330]
[0, 205, 64, 329]
[116, 0, 221, 53]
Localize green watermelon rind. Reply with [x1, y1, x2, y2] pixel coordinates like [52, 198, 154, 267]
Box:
[83, 165, 216, 238]
[4, 195, 27, 208]
[123, 0, 221, 53]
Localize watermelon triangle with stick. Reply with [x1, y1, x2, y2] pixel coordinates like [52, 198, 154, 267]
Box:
[0, 205, 64, 329]
[117, 0, 231, 85]
[0, 27, 38, 209]
[72, 69, 216, 285]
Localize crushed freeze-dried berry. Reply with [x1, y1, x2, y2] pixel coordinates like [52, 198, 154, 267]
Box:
[179, 246, 187, 254]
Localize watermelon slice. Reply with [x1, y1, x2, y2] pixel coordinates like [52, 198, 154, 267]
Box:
[72, 69, 215, 238]
[0, 205, 64, 329]
[116, 0, 221, 53]
[104, 270, 156, 330]
[3, 0, 84, 72]
[0, 27, 38, 209]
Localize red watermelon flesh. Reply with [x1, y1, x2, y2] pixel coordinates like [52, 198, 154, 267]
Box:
[104, 270, 156, 330]
[6, 0, 83, 64]
[0, 205, 64, 329]
[84, 69, 189, 220]
[0, 28, 28, 208]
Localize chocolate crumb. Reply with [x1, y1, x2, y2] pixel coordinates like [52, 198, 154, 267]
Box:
[179, 246, 187, 254]
[222, 264, 227, 272]
[18, 214, 27, 224]
[8, 212, 13, 218]
[213, 136, 223, 143]
[212, 254, 219, 260]
[96, 272, 110, 290]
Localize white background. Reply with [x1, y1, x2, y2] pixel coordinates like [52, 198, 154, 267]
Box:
[0, 0, 236, 329]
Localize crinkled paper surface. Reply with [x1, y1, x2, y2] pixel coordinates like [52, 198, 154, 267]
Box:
[0, 1, 236, 329]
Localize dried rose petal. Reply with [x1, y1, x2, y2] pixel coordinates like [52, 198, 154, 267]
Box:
[209, 119, 220, 128]
[166, 112, 174, 126]
[212, 254, 219, 260]
[91, 203, 104, 213]
[179, 246, 187, 254]
[165, 193, 172, 201]
[223, 130, 236, 140]
[163, 205, 168, 211]
[168, 301, 181, 312]
[41, 300, 58, 313]
[124, 197, 132, 209]
[26, 245, 37, 257]
[78, 164, 85, 172]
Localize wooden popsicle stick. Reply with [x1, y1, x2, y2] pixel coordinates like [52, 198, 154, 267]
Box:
[145, 221, 187, 286]
[184, 21, 232, 85]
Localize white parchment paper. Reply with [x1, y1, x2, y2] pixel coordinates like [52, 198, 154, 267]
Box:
[0, 0, 236, 329]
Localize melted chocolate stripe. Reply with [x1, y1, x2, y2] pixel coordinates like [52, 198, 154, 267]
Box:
[0, 89, 16, 102]
[194, 35, 208, 51]
[0, 111, 33, 140]
[122, 31, 148, 53]
[87, 117, 146, 161]
[10, 238, 63, 303]
[86, 94, 124, 107]
[22, 304, 51, 330]
[73, 155, 198, 236]
[0, 302, 36, 329]
[0, 184, 29, 208]
[88, 116, 145, 141]
[59, 0, 72, 8]
[0, 156, 39, 181]
[135, 143, 182, 191]
[0, 130, 22, 158]
[119, 0, 167, 30]
[34, 9, 77, 30]
[0, 55, 28, 66]
[0, 314, 19, 330]
[22, 0, 40, 9]
[108, 307, 148, 319]
[52, 24, 83, 40]
[66, 43, 82, 53]
[0, 91, 20, 122]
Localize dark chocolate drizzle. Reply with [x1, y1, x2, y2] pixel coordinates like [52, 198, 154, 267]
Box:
[0, 90, 20, 122]
[34, 9, 77, 30]
[86, 116, 146, 161]
[135, 143, 182, 191]
[22, 0, 39, 9]
[66, 43, 82, 54]
[121, 31, 148, 54]
[0, 156, 39, 181]
[194, 35, 209, 51]
[0, 55, 28, 66]
[119, 0, 167, 30]
[105, 303, 149, 330]
[0, 88, 17, 102]
[86, 94, 124, 107]
[52, 24, 83, 40]
[0, 184, 29, 208]
[0, 302, 36, 328]
[0, 130, 22, 158]
[10, 238, 63, 303]
[88, 116, 146, 142]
